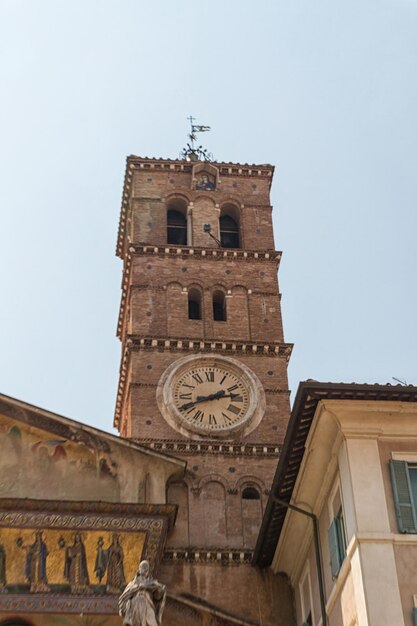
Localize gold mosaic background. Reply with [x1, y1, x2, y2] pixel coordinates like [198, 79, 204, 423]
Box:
[0, 528, 145, 585]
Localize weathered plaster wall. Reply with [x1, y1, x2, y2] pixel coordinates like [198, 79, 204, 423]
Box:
[0, 411, 182, 504]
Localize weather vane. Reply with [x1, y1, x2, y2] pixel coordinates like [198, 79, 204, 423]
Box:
[180, 116, 213, 162]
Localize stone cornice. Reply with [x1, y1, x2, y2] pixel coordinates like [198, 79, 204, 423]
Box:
[128, 243, 280, 261]
[117, 245, 282, 335]
[117, 156, 275, 257]
[114, 338, 293, 427]
[136, 439, 281, 458]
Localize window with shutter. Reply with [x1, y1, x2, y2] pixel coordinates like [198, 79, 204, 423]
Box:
[390, 459, 417, 533]
[328, 517, 342, 578]
[327, 483, 347, 579]
[413, 606, 417, 626]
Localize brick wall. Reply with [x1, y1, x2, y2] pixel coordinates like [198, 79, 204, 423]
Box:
[115, 157, 291, 618]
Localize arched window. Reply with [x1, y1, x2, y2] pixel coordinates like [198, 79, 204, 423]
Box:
[213, 291, 227, 321]
[242, 486, 261, 500]
[219, 215, 239, 248]
[167, 209, 187, 245]
[188, 288, 202, 320]
[241, 485, 262, 548]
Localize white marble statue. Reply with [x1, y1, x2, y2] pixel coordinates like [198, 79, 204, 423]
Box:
[119, 560, 166, 626]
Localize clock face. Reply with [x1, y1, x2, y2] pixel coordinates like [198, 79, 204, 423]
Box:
[156, 354, 265, 439]
[174, 365, 250, 432]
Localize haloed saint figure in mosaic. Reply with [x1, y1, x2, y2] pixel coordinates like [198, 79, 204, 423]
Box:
[94, 533, 126, 593]
[64, 532, 90, 594]
[25, 531, 49, 593]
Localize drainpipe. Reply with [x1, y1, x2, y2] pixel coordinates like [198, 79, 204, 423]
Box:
[274, 498, 328, 626]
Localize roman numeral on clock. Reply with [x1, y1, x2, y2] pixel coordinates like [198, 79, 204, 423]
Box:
[227, 384, 239, 392]
[192, 410, 204, 422]
[205, 371, 215, 382]
[227, 404, 241, 415]
[208, 414, 217, 425]
[192, 373, 203, 384]
[179, 393, 192, 399]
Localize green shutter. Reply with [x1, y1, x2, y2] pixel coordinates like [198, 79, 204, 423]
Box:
[328, 518, 341, 577]
[335, 513, 346, 562]
[413, 607, 417, 626]
[390, 460, 417, 533]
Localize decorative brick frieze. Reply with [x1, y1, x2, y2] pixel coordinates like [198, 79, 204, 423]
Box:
[163, 548, 253, 565]
[135, 439, 281, 458]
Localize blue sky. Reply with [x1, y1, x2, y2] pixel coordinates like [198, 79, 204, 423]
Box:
[1, 0, 416, 431]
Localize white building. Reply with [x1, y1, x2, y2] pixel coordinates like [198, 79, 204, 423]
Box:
[254, 381, 417, 626]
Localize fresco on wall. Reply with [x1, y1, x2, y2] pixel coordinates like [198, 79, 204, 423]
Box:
[0, 415, 120, 502]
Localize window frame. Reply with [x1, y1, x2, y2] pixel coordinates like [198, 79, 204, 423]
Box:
[167, 208, 187, 246]
[327, 480, 347, 579]
[219, 214, 240, 249]
[299, 560, 315, 626]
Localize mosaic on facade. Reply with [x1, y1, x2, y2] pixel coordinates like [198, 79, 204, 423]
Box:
[0, 526, 144, 593]
[0, 499, 172, 598]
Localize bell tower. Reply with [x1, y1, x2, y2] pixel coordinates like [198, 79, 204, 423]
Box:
[114, 145, 292, 557]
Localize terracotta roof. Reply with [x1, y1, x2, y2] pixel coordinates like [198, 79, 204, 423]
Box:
[253, 381, 417, 568]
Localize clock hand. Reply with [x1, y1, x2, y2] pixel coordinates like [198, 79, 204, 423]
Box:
[179, 390, 226, 411]
[195, 390, 226, 402]
[222, 393, 241, 400]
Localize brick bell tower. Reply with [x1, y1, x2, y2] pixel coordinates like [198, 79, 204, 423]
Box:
[114, 136, 292, 620]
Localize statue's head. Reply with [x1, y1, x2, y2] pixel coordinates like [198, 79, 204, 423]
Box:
[138, 560, 150, 577]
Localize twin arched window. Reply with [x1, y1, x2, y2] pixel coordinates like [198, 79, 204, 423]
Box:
[188, 290, 227, 321]
[167, 206, 240, 249]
